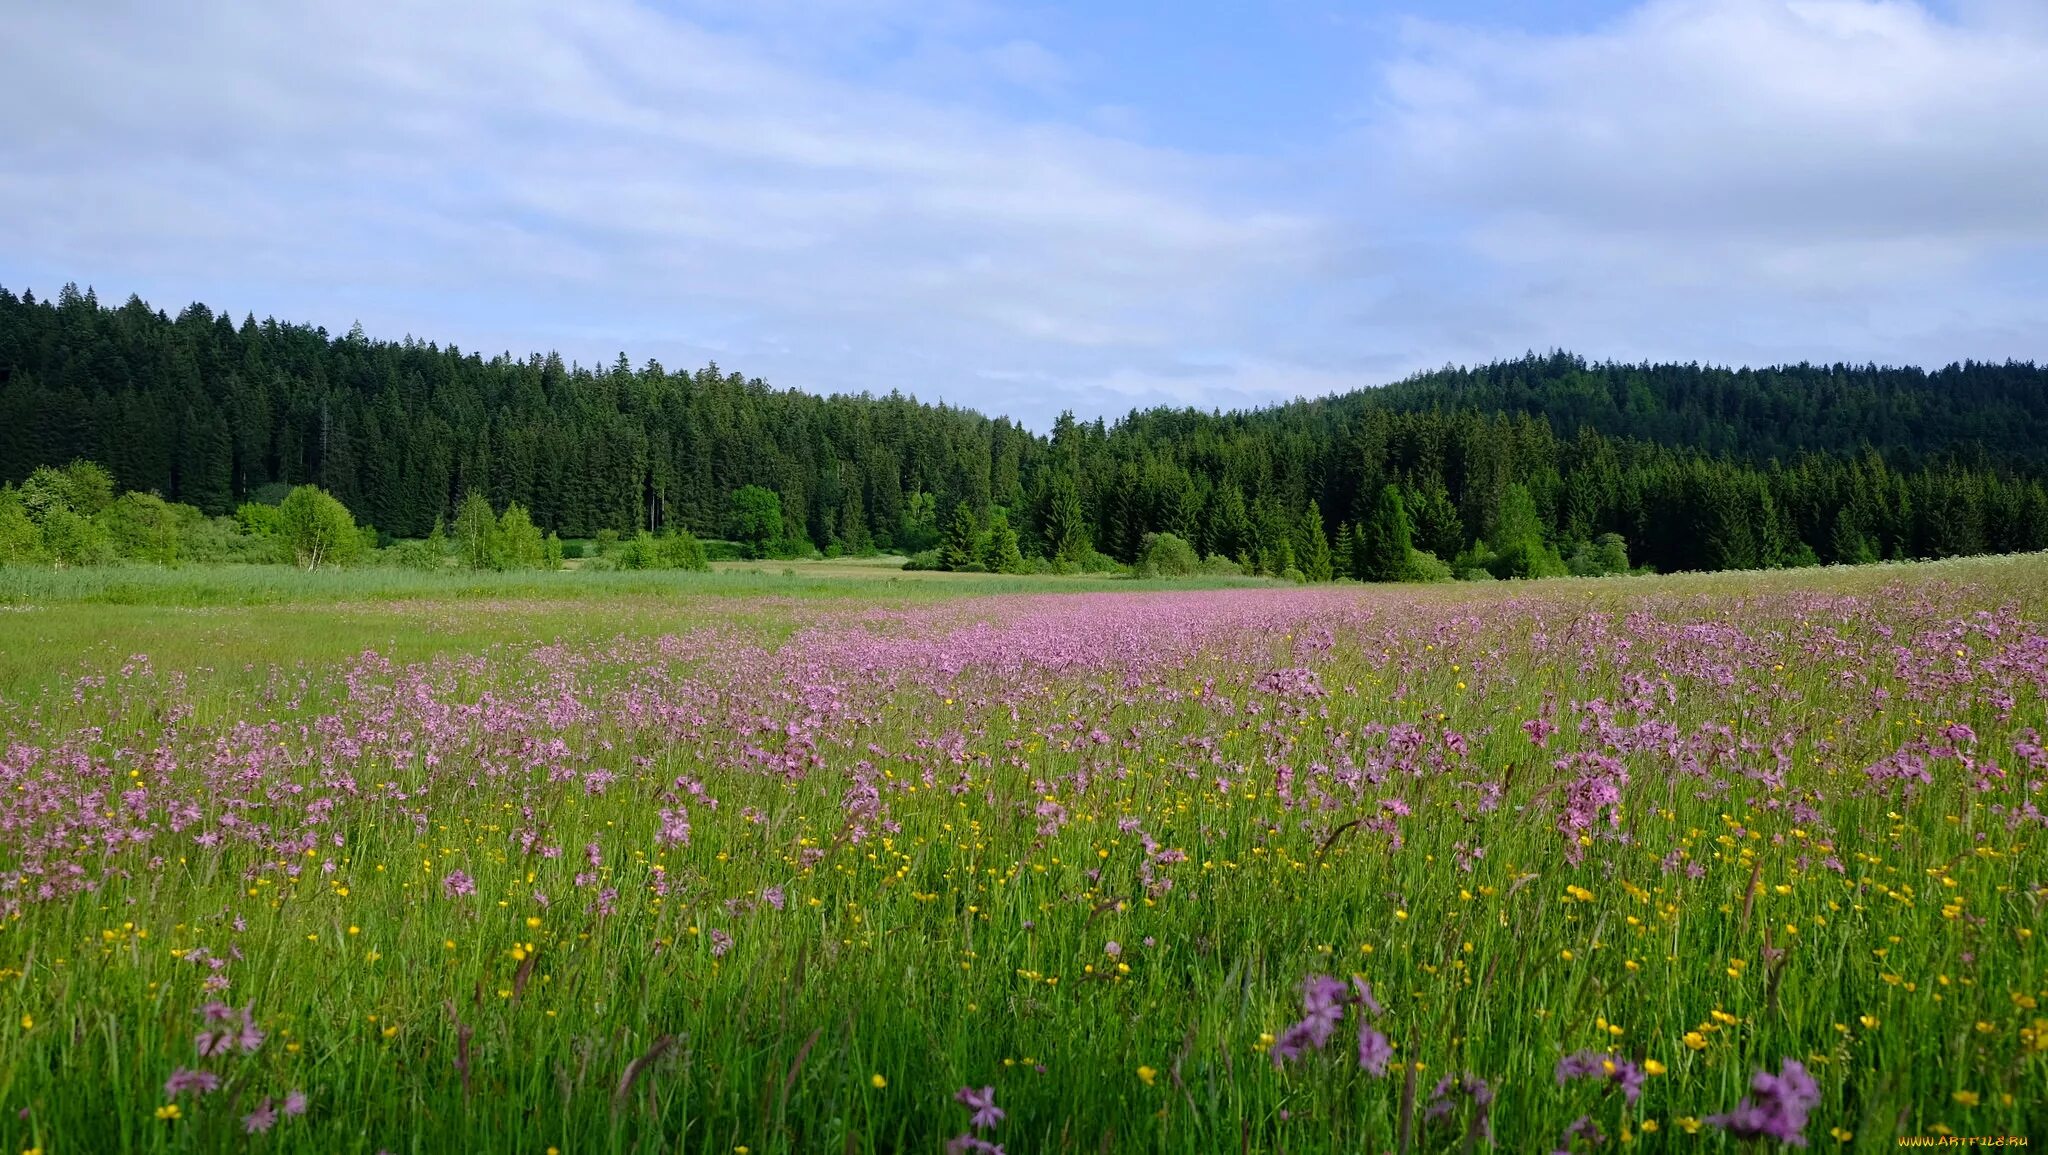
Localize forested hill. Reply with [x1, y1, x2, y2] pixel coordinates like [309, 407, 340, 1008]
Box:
[1350, 352, 2048, 466]
[4, 282, 2047, 576]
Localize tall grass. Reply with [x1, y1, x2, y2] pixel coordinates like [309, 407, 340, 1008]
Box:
[0, 559, 2043, 1151]
[0, 561, 1276, 609]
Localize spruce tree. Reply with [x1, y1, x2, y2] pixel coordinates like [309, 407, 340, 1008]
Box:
[1357, 485, 1413, 582]
[981, 511, 1024, 574]
[1203, 484, 1250, 561]
[1333, 522, 1357, 579]
[1359, 487, 1409, 581]
[1829, 507, 1878, 565]
[1294, 501, 1333, 581]
[1041, 476, 1088, 563]
[1407, 483, 1465, 562]
[941, 501, 979, 570]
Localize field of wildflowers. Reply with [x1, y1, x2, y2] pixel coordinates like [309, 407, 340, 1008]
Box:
[1, 558, 2044, 1152]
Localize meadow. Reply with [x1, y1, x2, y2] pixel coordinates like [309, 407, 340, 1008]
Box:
[1, 557, 2043, 1152]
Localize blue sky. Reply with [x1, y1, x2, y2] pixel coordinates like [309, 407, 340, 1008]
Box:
[3, 0, 2045, 428]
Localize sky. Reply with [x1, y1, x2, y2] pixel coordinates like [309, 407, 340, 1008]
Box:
[3, 0, 2045, 429]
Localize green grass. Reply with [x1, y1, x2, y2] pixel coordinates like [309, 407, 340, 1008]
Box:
[0, 556, 1266, 608]
[0, 556, 2043, 1152]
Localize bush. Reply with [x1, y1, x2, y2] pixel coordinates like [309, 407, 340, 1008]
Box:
[100, 492, 184, 564]
[559, 539, 587, 560]
[1199, 553, 1244, 577]
[728, 485, 785, 559]
[980, 514, 1026, 574]
[1400, 549, 1454, 583]
[277, 485, 362, 570]
[1452, 539, 1498, 575]
[0, 488, 41, 565]
[1136, 532, 1200, 578]
[183, 515, 283, 564]
[901, 548, 944, 572]
[1565, 533, 1631, 577]
[657, 529, 709, 572]
[496, 503, 546, 569]
[609, 532, 660, 571]
[383, 539, 446, 571]
[1488, 538, 1568, 580]
[1070, 548, 1121, 574]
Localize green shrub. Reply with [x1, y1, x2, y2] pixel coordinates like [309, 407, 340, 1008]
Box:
[1400, 549, 1454, 583]
[657, 528, 709, 572]
[183, 515, 282, 564]
[1566, 533, 1631, 577]
[1489, 539, 1569, 580]
[383, 539, 446, 571]
[1137, 532, 1200, 578]
[277, 485, 362, 570]
[0, 488, 43, 565]
[100, 492, 184, 565]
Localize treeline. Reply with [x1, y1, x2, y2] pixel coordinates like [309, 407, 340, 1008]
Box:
[3, 282, 2047, 578]
[1358, 352, 2048, 466]
[0, 459, 710, 574]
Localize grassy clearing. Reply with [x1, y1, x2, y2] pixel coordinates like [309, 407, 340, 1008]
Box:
[0, 556, 2044, 1152]
[0, 556, 1267, 608]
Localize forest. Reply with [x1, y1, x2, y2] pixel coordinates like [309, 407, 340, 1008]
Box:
[3, 282, 2046, 577]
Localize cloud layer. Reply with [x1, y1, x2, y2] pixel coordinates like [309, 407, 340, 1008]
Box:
[1, 0, 2043, 426]
[1370, 0, 2048, 362]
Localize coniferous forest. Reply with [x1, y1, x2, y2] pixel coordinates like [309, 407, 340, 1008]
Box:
[3, 282, 2047, 577]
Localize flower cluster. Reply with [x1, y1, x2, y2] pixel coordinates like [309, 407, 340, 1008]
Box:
[1706, 1058, 1820, 1146]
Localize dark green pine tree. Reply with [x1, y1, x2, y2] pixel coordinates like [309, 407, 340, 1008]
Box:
[941, 500, 979, 569]
[1041, 475, 1088, 562]
[1829, 505, 1879, 565]
[178, 403, 234, 514]
[1202, 484, 1250, 563]
[1161, 472, 1200, 542]
[836, 486, 870, 554]
[1333, 522, 1357, 579]
[980, 511, 1024, 573]
[1357, 484, 1413, 581]
[1699, 472, 1760, 571]
[1407, 483, 1464, 563]
[1294, 501, 1333, 581]
[1251, 496, 1294, 575]
[1107, 462, 1143, 561]
[2012, 483, 2048, 554]
[319, 408, 363, 517]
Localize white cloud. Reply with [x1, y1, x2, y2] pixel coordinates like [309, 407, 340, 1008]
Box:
[1322, 0, 2048, 372]
[3, 0, 2044, 426]
[0, 0, 1325, 425]
[1381, 0, 2048, 281]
